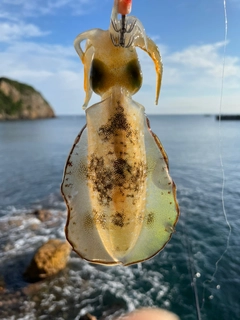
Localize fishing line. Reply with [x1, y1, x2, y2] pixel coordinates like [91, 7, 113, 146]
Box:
[201, 0, 232, 308]
[185, 233, 202, 320]
[213, 0, 231, 282]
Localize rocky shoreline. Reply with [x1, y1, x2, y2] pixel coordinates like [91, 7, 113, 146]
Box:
[0, 206, 108, 320]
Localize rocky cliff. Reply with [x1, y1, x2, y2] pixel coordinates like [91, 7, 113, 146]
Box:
[0, 77, 55, 120]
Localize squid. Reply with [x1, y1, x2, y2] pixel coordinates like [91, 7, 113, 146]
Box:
[61, 0, 179, 266]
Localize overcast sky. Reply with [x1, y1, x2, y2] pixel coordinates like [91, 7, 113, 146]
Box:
[0, 0, 239, 115]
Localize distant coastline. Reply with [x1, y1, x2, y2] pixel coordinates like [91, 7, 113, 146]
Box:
[215, 115, 240, 121]
[0, 77, 55, 121]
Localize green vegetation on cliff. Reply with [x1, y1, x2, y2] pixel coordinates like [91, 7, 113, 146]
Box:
[0, 77, 35, 95]
[0, 90, 23, 115]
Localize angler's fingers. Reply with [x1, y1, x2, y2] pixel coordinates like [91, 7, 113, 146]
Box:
[119, 308, 180, 320]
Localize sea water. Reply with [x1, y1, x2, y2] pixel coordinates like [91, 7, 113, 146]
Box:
[0, 115, 239, 320]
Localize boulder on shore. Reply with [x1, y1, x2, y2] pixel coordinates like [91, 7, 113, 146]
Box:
[24, 239, 71, 282]
[0, 77, 55, 120]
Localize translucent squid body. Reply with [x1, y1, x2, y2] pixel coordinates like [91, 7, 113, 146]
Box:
[61, 0, 179, 266]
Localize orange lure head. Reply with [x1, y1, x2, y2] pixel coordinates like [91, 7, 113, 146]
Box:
[116, 0, 132, 15]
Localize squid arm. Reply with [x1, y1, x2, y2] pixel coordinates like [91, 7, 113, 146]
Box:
[74, 29, 99, 109]
[134, 36, 163, 105]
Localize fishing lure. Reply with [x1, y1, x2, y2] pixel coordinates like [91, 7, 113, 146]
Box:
[61, 0, 179, 266]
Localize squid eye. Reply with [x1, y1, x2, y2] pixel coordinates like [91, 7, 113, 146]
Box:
[126, 59, 142, 93]
[90, 59, 106, 94]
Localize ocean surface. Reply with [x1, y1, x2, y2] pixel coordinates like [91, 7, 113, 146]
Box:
[0, 115, 239, 320]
